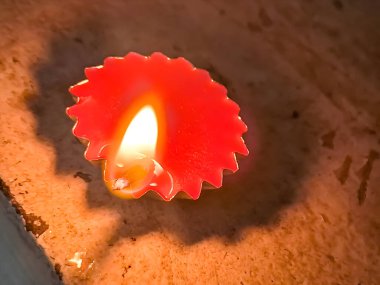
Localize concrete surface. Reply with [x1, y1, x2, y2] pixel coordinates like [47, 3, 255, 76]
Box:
[0, 0, 380, 284]
[0, 191, 60, 284]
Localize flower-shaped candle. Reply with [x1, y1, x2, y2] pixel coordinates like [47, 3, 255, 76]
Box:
[67, 52, 248, 201]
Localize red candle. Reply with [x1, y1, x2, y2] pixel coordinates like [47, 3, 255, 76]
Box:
[67, 52, 248, 201]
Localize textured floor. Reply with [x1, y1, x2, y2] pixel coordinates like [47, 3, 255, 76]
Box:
[0, 190, 60, 284]
[0, 0, 380, 284]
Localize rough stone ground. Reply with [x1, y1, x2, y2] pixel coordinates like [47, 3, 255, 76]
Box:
[0, 187, 60, 284]
[0, 0, 380, 284]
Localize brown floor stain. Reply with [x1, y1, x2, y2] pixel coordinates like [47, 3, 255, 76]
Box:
[74, 171, 92, 183]
[321, 130, 336, 149]
[258, 7, 273, 27]
[356, 150, 379, 205]
[332, 0, 344, 11]
[54, 263, 63, 280]
[0, 178, 49, 237]
[334, 155, 352, 185]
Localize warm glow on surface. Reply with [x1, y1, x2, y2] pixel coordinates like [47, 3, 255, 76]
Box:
[115, 105, 158, 165]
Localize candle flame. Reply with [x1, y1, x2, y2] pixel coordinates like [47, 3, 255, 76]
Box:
[104, 105, 161, 198]
[115, 105, 158, 165]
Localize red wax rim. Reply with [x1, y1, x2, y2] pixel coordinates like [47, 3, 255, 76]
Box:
[67, 52, 249, 200]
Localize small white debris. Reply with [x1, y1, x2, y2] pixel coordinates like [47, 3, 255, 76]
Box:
[113, 178, 130, 190]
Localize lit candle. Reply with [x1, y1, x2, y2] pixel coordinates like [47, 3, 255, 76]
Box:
[67, 52, 248, 201]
